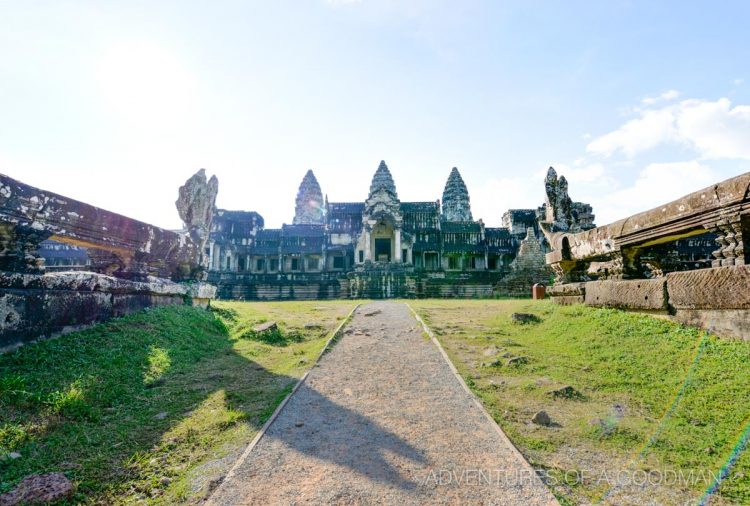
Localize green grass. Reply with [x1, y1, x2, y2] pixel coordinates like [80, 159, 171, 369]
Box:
[0, 300, 356, 504]
[411, 299, 750, 505]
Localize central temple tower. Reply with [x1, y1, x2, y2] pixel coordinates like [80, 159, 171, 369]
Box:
[358, 161, 404, 263]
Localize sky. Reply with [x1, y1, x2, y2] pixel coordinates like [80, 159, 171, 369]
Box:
[1, 0, 749, 229]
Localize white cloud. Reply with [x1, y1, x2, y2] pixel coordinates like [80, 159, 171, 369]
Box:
[676, 98, 750, 159]
[641, 89, 680, 105]
[586, 107, 677, 157]
[587, 97, 750, 160]
[586, 161, 717, 224]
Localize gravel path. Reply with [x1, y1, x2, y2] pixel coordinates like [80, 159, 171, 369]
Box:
[209, 301, 558, 505]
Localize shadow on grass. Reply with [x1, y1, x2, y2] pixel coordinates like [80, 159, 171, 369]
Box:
[0, 305, 422, 503]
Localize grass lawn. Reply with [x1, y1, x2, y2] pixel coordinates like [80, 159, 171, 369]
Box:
[0, 300, 356, 504]
[410, 299, 750, 506]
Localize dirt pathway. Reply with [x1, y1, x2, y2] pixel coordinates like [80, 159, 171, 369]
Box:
[209, 301, 558, 505]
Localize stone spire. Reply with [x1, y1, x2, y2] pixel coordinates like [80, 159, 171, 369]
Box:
[293, 169, 325, 225]
[369, 160, 398, 198]
[441, 167, 473, 222]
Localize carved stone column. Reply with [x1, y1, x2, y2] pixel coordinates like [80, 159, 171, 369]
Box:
[604, 247, 647, 279]
[364, 225, 372, 262]
[704, 215, 747, 267]
[394, 228, 402, 262]
[0, 223, 51, 273]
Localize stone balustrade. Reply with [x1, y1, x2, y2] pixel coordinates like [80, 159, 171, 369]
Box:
[0, 171, 218, 350]
[542, 171, 750, 339]
[0, 173, 208, 280]
[542, 171, 750, 282]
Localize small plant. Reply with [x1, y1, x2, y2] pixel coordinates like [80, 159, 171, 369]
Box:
[46, 381, 94, 421]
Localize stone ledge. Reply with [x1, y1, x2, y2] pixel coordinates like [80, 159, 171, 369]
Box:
[1, 271, 216, 351]
[584, 279, 668, 310]
[672, 309, 749, 341]
[667, 264, 750, 310]
[0, 270, 215, 299]
[548, 282, 586, 297]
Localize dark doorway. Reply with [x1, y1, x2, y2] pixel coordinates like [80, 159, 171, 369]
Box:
[375, 239, 391, 262]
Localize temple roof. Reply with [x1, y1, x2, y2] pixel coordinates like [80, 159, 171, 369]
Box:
[441, 167, 473, 222]
[369, 160, 398, 198]
[401, 202, 439, 213]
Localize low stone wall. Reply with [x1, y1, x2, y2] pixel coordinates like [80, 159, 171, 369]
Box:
[1, 271, 216, 352]
[208, 270, 504, 300]
[548, 264, 750, 340]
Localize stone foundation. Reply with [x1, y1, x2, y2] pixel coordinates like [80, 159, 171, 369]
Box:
[209, 270, 503, 300]
[584, 279, 668, 310]
[548, 264, 750, 340]
[1, 271, 216, 352]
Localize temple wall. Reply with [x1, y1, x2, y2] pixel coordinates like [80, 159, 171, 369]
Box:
[1, 271, 215, 352]
[209, 271, 504, 301]
[548, 264, 750, 340]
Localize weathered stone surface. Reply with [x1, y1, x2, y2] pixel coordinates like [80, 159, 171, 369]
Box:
[584, 279, 668, 310]
[441, 167, 473, 222]
[0, 472, 73, 505]
[672, 309, 750, 341]
[544, 171, 750, 265]
[541, 167, 595, 234]
[293, 170, 325, 225]
[496, 228, 552, 296]
[547, 282, 586, 297]
[176, 168, 219, 248]
[550, 295, 585, 305]
[0, 271, 215, 350]
[531, 410, 551, 426]
[0, 172, 213, 280]
[253, 321, 278, 333]
[666, 264, 750, 309]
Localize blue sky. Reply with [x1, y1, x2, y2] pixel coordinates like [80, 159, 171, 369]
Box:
[1, 0, 749, 229]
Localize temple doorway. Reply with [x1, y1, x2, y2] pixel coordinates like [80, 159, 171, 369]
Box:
[375, 238, 391, 262]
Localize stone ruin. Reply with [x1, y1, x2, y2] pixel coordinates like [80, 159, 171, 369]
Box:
[202, 161, 570, 300]
[541, 170, 750, 340]
[542, 167, 595, 233]
[0, 170, 218, 350]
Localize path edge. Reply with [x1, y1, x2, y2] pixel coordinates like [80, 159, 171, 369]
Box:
[206, 303, 361, 505]
[406, 303, 560, 506]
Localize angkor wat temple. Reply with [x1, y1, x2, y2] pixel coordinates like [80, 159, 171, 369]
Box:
[204, 162, 595, 299]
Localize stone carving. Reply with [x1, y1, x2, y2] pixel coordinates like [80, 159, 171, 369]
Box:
[441, 167, 473, 222]
[293, 170, 325, 225]
[542, 167, 594, 233]
[176, 168, 219, 246]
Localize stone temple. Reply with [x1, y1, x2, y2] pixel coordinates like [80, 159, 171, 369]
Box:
[203, 162, 591, 299]
[32, 162, 717, 300]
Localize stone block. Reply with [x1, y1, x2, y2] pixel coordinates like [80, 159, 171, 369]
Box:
[584, 279, 668, 310]
[672, 309, 750, 341]
[548, 282, 586, 297]
[0, 271, 216, 351]
[666, 264, 750, 310]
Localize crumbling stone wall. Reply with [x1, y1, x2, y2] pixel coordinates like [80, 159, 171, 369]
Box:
[495, 228, 552, 296]
[0, 171, 218, 349]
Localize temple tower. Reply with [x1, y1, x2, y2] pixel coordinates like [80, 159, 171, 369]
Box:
[293, 170, 325, 225]
[441, 167, 473, 222]
[359, 160, 404, 263]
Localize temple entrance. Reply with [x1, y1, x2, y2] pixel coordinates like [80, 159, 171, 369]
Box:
[375, 238, 391, 262]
